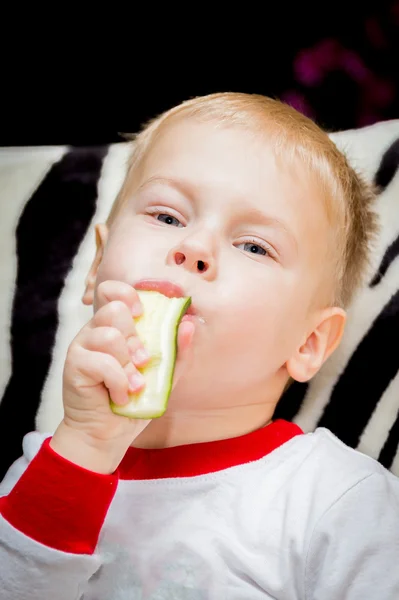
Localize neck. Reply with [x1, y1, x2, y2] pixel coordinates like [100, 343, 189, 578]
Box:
[132, 400, 278, 449]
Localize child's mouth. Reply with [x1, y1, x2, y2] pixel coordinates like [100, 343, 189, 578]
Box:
[133, 279, 197, 316]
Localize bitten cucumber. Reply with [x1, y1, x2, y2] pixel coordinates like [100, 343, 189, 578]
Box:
[110, 290, 191, 419]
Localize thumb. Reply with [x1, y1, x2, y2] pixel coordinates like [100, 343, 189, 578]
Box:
[173, 320, 195, 384]
[177, 320, 195, 353]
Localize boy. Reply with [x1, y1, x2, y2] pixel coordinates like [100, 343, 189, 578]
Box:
[0, 92, 398, 599]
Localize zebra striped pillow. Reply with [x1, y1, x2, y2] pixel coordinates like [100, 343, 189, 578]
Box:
[0, 120, 398, 480]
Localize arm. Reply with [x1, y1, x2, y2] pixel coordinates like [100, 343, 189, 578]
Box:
[305, 471, 399, 600]
[0, 280, 192, 599]
[0, 434, 116, 600]
[0, 281, 152, 599]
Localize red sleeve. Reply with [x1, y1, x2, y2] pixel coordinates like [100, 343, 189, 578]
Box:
[0, 438, 118, 554]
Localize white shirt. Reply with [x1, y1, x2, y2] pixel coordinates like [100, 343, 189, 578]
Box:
[0, 419, 398, 599]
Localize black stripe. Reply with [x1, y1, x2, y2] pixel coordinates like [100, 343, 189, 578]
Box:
[273, 381, 309, 421]
[317, 287, 399, 449]
[378, 404, 399, 470]
[0, 146, 108, 482]
[374, 137, 399, 191]
[370, 232, 399, 287]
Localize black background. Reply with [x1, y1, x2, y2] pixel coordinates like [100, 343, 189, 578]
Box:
[1, 2, 398, 146]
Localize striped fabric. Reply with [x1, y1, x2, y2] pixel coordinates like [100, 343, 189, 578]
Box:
[0, 121, 398, 481]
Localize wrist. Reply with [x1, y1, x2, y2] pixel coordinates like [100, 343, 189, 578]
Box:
[50, 421, 128, 474]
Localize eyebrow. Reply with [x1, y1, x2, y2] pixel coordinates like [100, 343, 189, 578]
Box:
[136, 176, 194, 199]
[237, 206, 298, 253]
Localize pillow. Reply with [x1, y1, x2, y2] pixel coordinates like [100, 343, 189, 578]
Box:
[0, 121, 398, 480]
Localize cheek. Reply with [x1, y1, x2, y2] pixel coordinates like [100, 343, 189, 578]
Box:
[210, 282, 290, 366]
[96, 227, 156, 284]
[95, 252, 126, 287]
[230, 297, 283, 350]
[207, 269, 309, 375]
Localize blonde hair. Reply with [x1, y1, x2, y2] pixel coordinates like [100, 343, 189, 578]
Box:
[108, 92, 378, 308]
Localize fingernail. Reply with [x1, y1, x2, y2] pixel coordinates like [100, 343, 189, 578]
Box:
[132, 302, 143, 317]
[128, 372, 145, 392]
[132, 347, 150, 364]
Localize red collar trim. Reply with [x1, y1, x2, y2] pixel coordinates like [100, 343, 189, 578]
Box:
[118, 419, 303, 480]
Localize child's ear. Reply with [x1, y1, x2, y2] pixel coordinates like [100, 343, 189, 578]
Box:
[82, 224, 109, 306]
[286, 307, 346, 383]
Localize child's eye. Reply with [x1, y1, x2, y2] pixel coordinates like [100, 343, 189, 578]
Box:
[237, 242, 268, 256]
[156, 214, 183, 227]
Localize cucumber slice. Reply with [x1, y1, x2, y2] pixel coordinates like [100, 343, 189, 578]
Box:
[110, 290, 191, 419]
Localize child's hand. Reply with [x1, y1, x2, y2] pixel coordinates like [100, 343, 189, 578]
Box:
[50, 280, 191, 474]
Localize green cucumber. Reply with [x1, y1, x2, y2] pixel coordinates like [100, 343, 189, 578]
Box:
[110, 290, 191, 419]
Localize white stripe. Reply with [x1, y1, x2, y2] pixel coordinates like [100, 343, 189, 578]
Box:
[330, 119, 399, 178]
[0, 146, 66, 403]
[390, 437, 399, 476]
[295, 173, 399, 434]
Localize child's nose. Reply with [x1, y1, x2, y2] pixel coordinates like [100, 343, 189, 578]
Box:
[174, 252, 209, 274]
[167, 234, 217, 278]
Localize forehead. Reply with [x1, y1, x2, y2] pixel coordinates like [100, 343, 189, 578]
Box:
[141, 120, 310, 198]
[137, 119, 329, 235]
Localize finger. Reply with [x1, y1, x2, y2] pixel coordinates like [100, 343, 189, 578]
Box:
[76, 349, 130, 406]
[96, 280, 143, 316]
[177, 320, 195, 354]
[77, 349, 145, 405]
[172, 320, 195, 386]
[126, 336, 151, 367]
[80, 326, 131, 369]
[91, 303, 150, 366]
[93, 300, 137, 339]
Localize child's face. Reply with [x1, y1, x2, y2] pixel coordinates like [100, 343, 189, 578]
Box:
[88, 119, 343, 411]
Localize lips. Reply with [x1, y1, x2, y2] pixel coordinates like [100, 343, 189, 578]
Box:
[134, 279, 196, 315]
